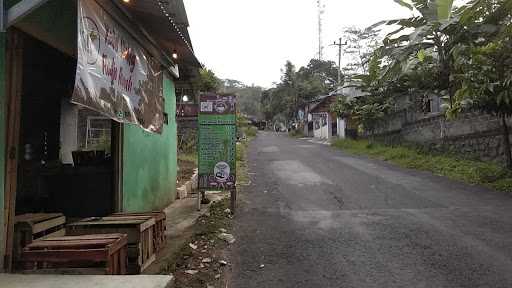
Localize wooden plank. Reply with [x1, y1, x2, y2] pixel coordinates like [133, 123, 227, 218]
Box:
[140, 253, 156, 272]
[4, 29, 24, 272]
[20, 249, 109, 262]
[111, 212, 165, 221]
[106, 254, 113, 275]
[14, 213, 63, 225]
[105, 236, 128, 256]
[112, 213, 165, 251]
[38, 228, 66, 240]
[112, 252, 118, 275]
[70, 219, 150, 226]
[119, 246, 127, 275]
[103, 215, 153, 221]
[26, 239, 118, 250]
[46, 234, 125, 241]
[18, 267, 107, 275]
[138, 218, 156, 232]
[32, 216, 66, 234]
[67, 227, 139, 244]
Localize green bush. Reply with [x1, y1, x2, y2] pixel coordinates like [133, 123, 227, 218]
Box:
[244, 126, 258, 138]
[491, 178, 512, 193]
[288, 129, 304, 138]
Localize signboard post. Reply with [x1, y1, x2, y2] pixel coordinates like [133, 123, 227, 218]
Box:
[198, 93, 237, 212]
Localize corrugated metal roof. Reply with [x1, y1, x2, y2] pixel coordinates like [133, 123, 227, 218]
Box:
[120, 0, 202, 78]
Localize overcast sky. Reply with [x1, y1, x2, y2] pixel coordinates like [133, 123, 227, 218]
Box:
[184, 0, 416, 88]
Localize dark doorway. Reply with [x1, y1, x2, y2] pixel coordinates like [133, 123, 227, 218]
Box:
[13, 33, 118, 218]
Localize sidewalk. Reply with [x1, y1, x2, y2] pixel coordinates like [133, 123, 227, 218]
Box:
[0, 274, 174, 288]
[143, 191, 226, 275]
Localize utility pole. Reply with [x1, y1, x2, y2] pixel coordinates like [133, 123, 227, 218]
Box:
[331, 37, 347, 86]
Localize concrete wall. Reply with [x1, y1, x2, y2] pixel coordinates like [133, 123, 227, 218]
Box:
[375, 110, 511, 163]
[0, 33, 6, 269]
[122, 75, 177, 212]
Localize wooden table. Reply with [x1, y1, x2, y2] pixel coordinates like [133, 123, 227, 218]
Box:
[20, 234, 128, 275]
[110, 212, 166, 251]
[67, 216, 156, 273]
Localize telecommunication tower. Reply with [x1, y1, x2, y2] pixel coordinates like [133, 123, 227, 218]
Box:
[317, 0, 325, 60]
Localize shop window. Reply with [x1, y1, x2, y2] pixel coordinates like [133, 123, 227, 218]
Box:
[86, 117, 112, 152]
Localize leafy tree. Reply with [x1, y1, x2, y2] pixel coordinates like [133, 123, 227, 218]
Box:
[296, 59, 339, 106]
[221, 79, 264, 119]
[448, 0, 512, 167]
[331, 94, 393, 141]
[331, 51, 395, 140]
[261, 59, 340, 121]
[341, 26, 381, 76]
[193, 68, 221, 93]
[376, 0, 460, 106]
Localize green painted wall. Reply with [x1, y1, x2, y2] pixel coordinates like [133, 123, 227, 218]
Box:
[122, 74, 177, 212]
[0, 33, 6, 268]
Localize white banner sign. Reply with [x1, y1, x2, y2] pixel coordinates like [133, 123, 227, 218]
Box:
[72, 0, 164, 133]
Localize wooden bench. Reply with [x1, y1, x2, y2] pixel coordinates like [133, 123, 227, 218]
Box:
[14, 213, 66, 266]
[67, 216, 156, 273]
[110, 212, 166, 251]
[20, 234, 128, 275]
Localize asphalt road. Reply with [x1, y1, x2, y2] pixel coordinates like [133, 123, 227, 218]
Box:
[229, 131, 512, 288]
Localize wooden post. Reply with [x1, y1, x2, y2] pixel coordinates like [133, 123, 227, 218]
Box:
[4, 29, 23, 271]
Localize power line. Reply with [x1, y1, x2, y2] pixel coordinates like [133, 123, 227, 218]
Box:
[330, 38, 347, 86]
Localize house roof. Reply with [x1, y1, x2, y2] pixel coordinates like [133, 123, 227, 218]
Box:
[10, 0, 202, 79]
[309, 94, 338, 113]
[120, 0, 202, 79]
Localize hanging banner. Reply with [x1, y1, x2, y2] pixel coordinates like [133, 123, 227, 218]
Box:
[198, 94, 237, 190]
[72, 0, 164, 133]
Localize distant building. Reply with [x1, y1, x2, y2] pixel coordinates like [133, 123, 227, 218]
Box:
[303, 80, 369, 140]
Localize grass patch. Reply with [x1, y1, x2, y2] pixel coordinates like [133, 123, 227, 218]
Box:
[332, 139, 512, 192]
[243, 126, 258, 139]
[178, 152, 198, 187]
[178, 152, 198, 164]
[289, 129, 304, 138]
[236, 138, 250, 185]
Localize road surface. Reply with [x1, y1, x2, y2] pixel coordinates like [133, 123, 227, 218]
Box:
[229, 132, 512, 288]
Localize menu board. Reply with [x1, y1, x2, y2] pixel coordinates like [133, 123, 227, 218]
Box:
[198, 94, 237, 190]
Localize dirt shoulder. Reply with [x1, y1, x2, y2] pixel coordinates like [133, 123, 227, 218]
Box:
[161, 198, 234, 288]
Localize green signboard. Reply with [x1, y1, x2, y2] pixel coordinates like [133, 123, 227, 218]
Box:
[198, 94, 237, 190]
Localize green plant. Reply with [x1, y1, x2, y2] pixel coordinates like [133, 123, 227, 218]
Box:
[332, 138, 512, 193]
[178, 130, 197, 154]
[491, 178, 512, 193]
[288, 129, 304, 138]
